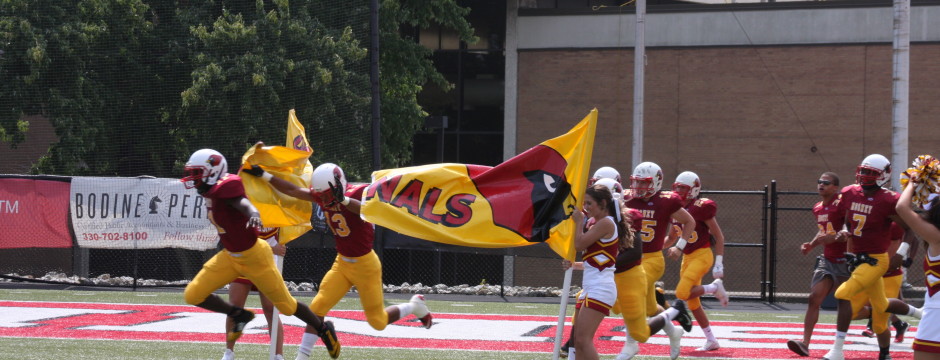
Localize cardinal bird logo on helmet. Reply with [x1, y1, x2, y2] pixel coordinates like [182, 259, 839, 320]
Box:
[472, 145, 577, 243]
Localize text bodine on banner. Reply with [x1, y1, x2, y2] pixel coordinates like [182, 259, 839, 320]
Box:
[0, 178, 72, 249]
[70, 177, 217, 250]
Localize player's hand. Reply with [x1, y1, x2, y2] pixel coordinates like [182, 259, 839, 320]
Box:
[712, 258, 725, 279]
[328, 173, 346, 206]
[836, 230, 851, 242]
[667, 246, 682, 260]
[247, 212, 262, 229]
[272, 243, 287, 256]
[800, 242, 812, 255]
[243, 165, 266, 177]
[902, 257, 914, 268]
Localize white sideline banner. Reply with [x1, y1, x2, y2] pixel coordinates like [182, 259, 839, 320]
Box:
[70, 177, 218, 250]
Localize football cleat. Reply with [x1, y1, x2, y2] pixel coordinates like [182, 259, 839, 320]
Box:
[894, 321, 910, 343]
[227, 308, 255, 342]
[614, 337, 640, 360]
[861, 328, 876, 338]
[221, 349, 235, 360]
[672, 300, 694, 332]
[879, 349, 892, 360]
[559, 338, 572, 358]
[655, 282, 670, 309]
[696, 339, 720, 351]
[666, 323, 684, 360]
[712, 279, 729, 307]
[822, 347, 844, 360]
[410, 294, 433, 329]
[318, 320, 341, 359]
[786, 339, 810, 357]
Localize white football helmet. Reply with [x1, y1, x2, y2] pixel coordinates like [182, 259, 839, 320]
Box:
[310, 163, 348, 207]
[856, 154, 891, 187]
[181, 149, 228, 190]
[591, 166, 622, 185]
[672, 171, 701, 201]
[594, 177, 624, 195]
[630, 162, 663, 198]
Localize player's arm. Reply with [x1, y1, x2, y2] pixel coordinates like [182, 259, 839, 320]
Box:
[663, 225, 679, 249]
[887, 233, 903, 271]
[224, 196, 262, 229]
[616, 233, 643, 268]
[242, 165, 315, 202]
[667, 208, 695, 255]
[705, 217, 725, 256]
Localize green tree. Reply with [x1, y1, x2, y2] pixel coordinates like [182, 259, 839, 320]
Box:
[378, 0, 475, 168]
[0, 0, 475, 180]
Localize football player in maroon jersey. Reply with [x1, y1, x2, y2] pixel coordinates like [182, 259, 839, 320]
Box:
[664, 171, 728, 354]
[896, 171, 940, 359]
[244, 162, 432, 360]
[625, 162, 695, 319]
[179, 149, 340, 359]
[823, 154, 922, 360]
[787, 172, 847, 357]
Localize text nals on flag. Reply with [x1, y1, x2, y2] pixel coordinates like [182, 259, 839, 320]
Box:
[240, 109, 315, 243]
[360, 110, 597, 260]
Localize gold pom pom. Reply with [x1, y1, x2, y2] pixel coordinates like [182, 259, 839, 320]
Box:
[900, 155, 940, 208]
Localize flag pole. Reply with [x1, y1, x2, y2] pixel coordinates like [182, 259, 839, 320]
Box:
[269, 251, 284, 360]
[552, 267, 574, 360]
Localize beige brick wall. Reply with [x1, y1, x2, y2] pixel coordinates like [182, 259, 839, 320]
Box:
[517, 44, 940, 192]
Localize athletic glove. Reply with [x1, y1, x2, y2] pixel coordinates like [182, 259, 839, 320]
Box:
[329, 173, 349, 206]
[243, 165, 265, 177]
[845, 252, 858, 273]
[243, 165, 273, 182]
[712, 255, 724, 279]
[902, 257, 914, 268]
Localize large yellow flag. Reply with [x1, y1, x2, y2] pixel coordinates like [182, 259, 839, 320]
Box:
[360, 110, 597, 260]
[240, 109, 315, 243]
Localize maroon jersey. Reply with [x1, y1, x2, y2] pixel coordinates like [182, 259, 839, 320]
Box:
[625, 191, 684, 253]
[322, 184, 374, 258]
[834, 185, 899, 254]
[813, 196, 846, 263]
[884, 222, 905, 277]
[203, 174, 258, 252]
[926, 250, 940, 297]
[624, 207, 643, 233]
[583, 216, 619, 270]
[680, 198, 717, 255]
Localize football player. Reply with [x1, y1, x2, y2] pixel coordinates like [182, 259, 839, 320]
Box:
[787, 172, 848, 357]
[663, 171, 728, 353]
[179, 149, 340, 359]
[625, 162, 696, 318]
[823, 154, 922, 360]
[244, 162, 432, 360]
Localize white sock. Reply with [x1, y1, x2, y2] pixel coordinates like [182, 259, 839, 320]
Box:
[396, 302, 415, 316]
[703, 326, 717, 342]
[702, 283, 717, 294]
[908, 305, 922, 319]
[569, 347, 576, 360]
[297, 332, 316, 356]
[662, 307, 679, 321]
[660, 313, 677, 333]
[834, 331, 846, 350]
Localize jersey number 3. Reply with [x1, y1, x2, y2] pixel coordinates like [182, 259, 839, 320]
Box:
[328, 213, 351, 237]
